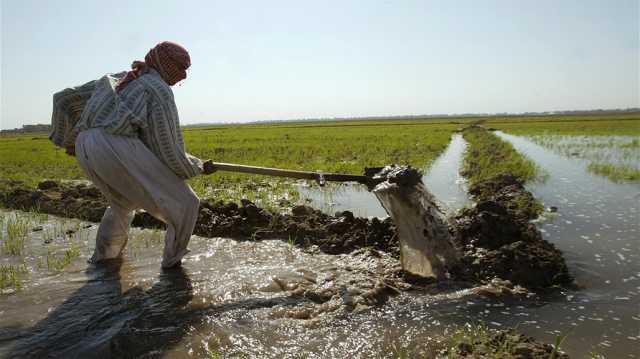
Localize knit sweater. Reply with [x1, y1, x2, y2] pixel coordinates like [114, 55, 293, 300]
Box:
[50, 69, 203, 179]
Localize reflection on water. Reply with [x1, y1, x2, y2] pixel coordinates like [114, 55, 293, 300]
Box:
[423, 134, 468, 213]
[5, 260, 195, 358]
[1, 133, 638, 357]
[0, 215, 496, 358]
[297, 134, 469, 217]
[297, 181, 387, 217]
[526, 134, 639, 169]
[496, 131, 640, 358]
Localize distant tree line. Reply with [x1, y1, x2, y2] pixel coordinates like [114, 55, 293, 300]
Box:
[281, 107, 640, 123]
[5, 107, 639, 132]
[0, 124, 52, 135]
[185, 107, 640, 127]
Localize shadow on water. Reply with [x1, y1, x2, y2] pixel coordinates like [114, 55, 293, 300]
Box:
[1, 258, 305, 358]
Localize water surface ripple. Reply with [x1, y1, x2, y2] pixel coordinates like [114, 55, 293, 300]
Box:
[496, 131, 640, 358]
[1, 133, 637, 357]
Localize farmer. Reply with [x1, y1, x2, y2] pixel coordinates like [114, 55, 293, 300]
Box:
[50, 41, 214, 268]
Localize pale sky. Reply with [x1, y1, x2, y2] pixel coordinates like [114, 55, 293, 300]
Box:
[1, 0, 638, 129]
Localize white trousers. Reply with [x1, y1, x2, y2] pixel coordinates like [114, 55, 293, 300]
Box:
[75, 128, 200, 268]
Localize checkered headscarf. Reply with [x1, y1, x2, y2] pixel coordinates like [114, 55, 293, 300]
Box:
[117, 41, 191, 92]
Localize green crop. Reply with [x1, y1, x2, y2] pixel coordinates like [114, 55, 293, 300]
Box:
[462, 127, 542, 185]
[1, 119, 457, 207]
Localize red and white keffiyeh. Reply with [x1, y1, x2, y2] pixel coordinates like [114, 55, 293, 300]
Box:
[116, 41, 190, 92]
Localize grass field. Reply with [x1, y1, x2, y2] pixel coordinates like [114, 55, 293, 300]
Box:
[485, 113, 640, 136]
[461, 126, 542, 185]
[1, 113, 639, 207]
[0, 120, 457, 208]
[484, 115, 640, 182]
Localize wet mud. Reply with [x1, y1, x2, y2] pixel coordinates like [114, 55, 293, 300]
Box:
[1, 179, 107, 223]
[451, 174, 573, 290]
[0, 177, 571, 291]
[0, 179, 399, 257]
[0, 176, 575, 357]
[371, 165, 458, 279]
[194, 199, 399, 257]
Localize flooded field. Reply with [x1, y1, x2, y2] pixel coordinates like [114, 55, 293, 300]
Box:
[1, 119, 639, 358]
[525, 135, 639, 182]
[496, 132, 639, 357]
[296, 130, 640, 357]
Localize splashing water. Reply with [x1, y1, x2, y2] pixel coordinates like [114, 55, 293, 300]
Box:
[371, 165, 458, 279]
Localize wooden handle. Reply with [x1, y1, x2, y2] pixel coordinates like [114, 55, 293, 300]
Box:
[210, 161, 372, 185]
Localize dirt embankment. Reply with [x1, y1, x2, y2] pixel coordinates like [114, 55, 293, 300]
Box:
[0, 175, 572, 291]
[453, 125, 573, 290]
[451, 174, 572, 290]
[0, 179, 399, 257]
[1, 179, 107, 222]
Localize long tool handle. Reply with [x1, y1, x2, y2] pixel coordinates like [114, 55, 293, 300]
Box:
[210, 161, 371, 186]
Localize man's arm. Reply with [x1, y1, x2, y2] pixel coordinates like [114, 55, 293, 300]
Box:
[144, 95, 204, 179]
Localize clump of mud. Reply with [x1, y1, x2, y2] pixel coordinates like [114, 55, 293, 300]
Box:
[451, 174, 572, 289]
[194, 199, 399, 256]
[0, 179, 108, 222]
[267, 249, 409, 319]
[466, 174, 543, 222]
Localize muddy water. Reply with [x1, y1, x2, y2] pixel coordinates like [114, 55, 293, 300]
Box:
[296, 182, 388, 218]
[371, 167, 457, 279]
[297, 134, 468, 217]
[496, 132, 640, 358]
[0, 209, 516, 358]
[1, 131, 637, 358]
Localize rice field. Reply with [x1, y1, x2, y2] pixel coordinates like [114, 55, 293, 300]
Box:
[0, 210, 87, 293]
[521, 135, 639, 182]
[487, 113, 639, 136]
[1, 113, 639, 358]
[2, 114, 638, 208]
[461, 126, 543, 185]
[487, 116, 640, 182]
[1, 120, 457, 208]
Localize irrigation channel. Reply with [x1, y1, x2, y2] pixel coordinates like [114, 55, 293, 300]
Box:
[495, 132, 639, 358]
[0, 132, 637, 358]
[301, 131, 639, 357]
[298, 134, 469, 217]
